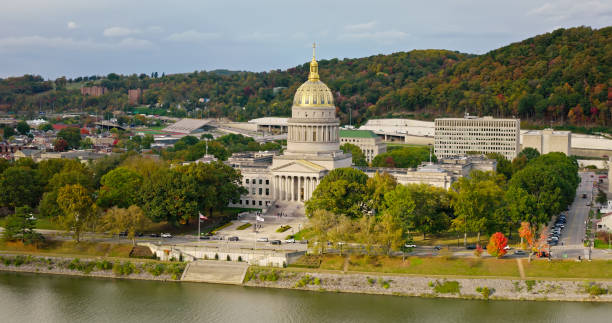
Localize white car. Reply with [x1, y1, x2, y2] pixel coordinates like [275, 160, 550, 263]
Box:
[284, 238, 295, 243]
[504, 245, 513, 250]
[161, 233, 172, 238]
[404, 244, 417, 248]
[256, 237, 268, 242]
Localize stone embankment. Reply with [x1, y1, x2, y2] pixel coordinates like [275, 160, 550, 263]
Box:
[244, 268, 612, 302]
[0, 253, 185, 281]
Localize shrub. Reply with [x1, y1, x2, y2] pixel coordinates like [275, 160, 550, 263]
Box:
[476, 286, 494, 299]
[367, 277, 376, 285]
[525, 280, 536, 292]
[14, 255, 26, 267]
[276, 225, 291, 233]
[432, 280, 461, 294]
[112, 261, 135, 276]
[583, 282, 608, 296]
[295, 275, 319, 288]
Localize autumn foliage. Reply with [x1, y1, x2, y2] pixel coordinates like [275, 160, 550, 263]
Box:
[487, 232, 508, 258]
[518, 222, 534, 248]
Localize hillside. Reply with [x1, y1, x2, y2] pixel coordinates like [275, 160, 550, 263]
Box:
[0, 26, 610, 129]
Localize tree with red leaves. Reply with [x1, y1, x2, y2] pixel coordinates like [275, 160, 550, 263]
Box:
[487, 232, 508, 258]
[54, 138, 68, 152]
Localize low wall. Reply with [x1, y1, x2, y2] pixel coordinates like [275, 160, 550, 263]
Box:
[142, 243, 304, 268]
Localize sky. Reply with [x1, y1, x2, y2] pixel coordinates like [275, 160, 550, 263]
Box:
[0, 0, 610, 79]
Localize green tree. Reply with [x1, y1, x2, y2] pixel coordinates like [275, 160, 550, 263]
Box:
[98, 206, 152, 245]
[486, 153, 512, 179]
[0, 166, 42, 210]
[340, 143, 368, 166]
[371, 146, 435, 168]
[57, 184, 97, 242]
[450, 171, 504, 246]
[57, 127, 82, 149]
[518, 147, 540, 161]
[306, 168, 369, 218]
[39, 123, 53, 132]
[2, 206, 40, 244]
[365, 171, 397, 215]
[97, 167, 143, 209]
[16, 121, 30, 135]
[596, 189, 607, 205]
[2, 125, 15, 139]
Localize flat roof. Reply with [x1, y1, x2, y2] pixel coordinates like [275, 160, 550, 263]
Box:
[339, 129, 378, 139]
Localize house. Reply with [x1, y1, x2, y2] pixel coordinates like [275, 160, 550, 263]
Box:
[596, 213, 612, 232]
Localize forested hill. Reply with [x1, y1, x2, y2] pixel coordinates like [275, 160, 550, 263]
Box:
[1, 26, 610, 128]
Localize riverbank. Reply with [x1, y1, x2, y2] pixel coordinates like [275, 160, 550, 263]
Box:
[0, 253, 185, 282]
[243, 267, 612, 302]
[2, 252, 611, 302]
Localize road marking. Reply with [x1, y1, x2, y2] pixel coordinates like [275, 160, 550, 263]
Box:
[516, 258, 525, 279]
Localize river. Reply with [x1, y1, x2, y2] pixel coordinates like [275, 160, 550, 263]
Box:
[1, 272, 610, 323]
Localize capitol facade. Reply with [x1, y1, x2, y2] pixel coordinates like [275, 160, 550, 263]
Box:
[228, 46, 352, 209]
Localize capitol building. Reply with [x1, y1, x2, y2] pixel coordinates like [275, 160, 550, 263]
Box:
[228, 46, 352, 209]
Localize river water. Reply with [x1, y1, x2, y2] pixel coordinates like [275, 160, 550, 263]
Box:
[1, 272, 610, 323]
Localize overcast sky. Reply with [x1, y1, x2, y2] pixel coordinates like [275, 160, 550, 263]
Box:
[1, 0, 610, 79]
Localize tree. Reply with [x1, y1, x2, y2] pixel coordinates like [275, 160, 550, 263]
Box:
[308, 210, 353, 254]
[57, 184, 97, 242]
[486, 153, 512, 179]
[305, 168, 369, 218]
[505, 185, 538, 232]
[39, 123, 53, 132]
[374, 212, 405, 255]
[0, 166, 42, 210]
[99, 206, 152, 245]
[97, 167, 143, 209]
[16, 121, 30, 135]
[518, 147, 540, 161]
[340, 143, 368, 166]
[2, 206, 40, 244]
[450, 171, 504, 246]
[596, 189, 607, 205]
[385, 183, 451, 239]
[371, 146, 435, 168]
[2, 125, 15, 139]
[57, 127, 82, 149]
[518, 222, 534, 249]
[365, 172, 397, 215]
[487, 232, 508, 258]
[54, 138, 68, 152]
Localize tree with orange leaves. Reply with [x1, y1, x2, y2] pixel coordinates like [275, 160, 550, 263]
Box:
[487, 232, 508, 258]
[518, 222, 534, 249]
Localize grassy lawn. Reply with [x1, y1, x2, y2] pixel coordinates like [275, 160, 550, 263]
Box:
[319, 255, 345, 270]
[411, 232, 522, 247]
[286, 228, 314, 240]
[522, 259, 612, 279]
[0, 216, 64, 231]
[0, 240, 133, 258]
[340, 255, 521, 277]
[594, 239, 610, 249]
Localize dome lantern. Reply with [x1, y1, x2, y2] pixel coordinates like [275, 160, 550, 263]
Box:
[293, 42, 334, 107]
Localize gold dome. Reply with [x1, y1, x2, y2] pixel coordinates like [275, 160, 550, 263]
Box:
[292, 43, 334, 107]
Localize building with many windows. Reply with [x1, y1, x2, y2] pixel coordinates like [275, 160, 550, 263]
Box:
[339, 129, 386, 163]
[434, 115, 520, 160]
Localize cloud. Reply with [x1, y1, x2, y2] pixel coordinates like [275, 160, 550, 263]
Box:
[527, 1, 612, 21]
[344, 21, 376, 31]
[235, 31, 279, 42]
[67, 21, 78, 29]
[165, 30, 221, 42]
[339, 29, 409, 42]
[103, 26, 140, 37]
[0, 35, 154, 52]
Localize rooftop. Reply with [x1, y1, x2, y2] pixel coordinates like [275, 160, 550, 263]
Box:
[339, 129, 378, 139]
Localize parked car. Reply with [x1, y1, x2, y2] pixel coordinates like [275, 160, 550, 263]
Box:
[549, 240, 559, 246]
[433, 246, 442, 251]
[161, 233, 172, 238]
[503, 245, 513, 250]
[256, 237, 269, 242]
[228, 236, 239, 241]
[211, 236, 224, 240]
[298, 240, 308, 244]
[284, 238, 295, 243]
[136, 232, 144, 237]
[270, 240, 281, 245]
[199, 235, 211, 240]
[118, 231, 128, 237]
[149, 233, 160, 237]
[514, 250, 526, 255]
[404, 243, 417, 248]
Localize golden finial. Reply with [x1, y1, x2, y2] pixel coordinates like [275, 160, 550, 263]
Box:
[312, 42, 316, 60]
[308, 41, 319, 81]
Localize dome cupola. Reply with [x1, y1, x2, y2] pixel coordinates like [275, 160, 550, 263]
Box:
[292, 43, 334, 107]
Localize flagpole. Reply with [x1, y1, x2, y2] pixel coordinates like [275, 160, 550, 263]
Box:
[198, 212, 201, 241]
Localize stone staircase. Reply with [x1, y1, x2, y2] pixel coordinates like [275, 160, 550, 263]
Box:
[181, 260, 248, 285]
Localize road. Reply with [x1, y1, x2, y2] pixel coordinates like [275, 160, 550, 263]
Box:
[560, 171, 593, 246]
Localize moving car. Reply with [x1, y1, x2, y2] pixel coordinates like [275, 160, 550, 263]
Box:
[256, 237, 269, 242]
[514, 250, 526, 255]
[270, 240, 281, 245]
[284, 238, 295, 243]
[149, 233, 160, 237]
[161, 233, 172, 238]
[199, 235, 210, 240]
[405, 244, 417, 248]
[228, 236, 239, 241]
